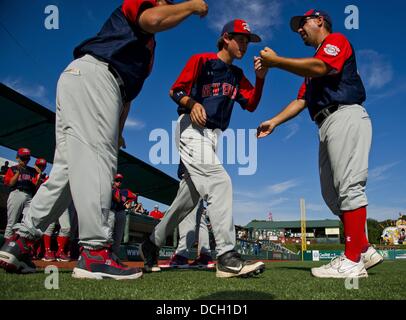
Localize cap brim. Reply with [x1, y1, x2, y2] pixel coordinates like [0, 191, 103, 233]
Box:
[229, 32, 262, 43]
[290, 16, 304, 32]
[249, 34, 262, 43]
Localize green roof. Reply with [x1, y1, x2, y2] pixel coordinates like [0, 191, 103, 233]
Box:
[246, 219, 340, 229]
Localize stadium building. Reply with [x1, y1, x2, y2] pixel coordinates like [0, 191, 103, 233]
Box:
[245, 220, 341, 244]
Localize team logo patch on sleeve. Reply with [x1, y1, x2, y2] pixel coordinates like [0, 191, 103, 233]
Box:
[324, 44, 341, 56]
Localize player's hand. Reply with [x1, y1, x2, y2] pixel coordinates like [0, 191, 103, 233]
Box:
[119, 135, 126, 149]
[190, 103, 207, 127]
[189, 0, 208, 18]
[256, 120, 277, 138]
[260, 47, 279, 68]
[34, 165, 42, 174]
[254, 56, 268, 79]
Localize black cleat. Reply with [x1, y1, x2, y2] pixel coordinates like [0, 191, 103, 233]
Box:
[216, 251, 265, 278]
[139, 239, 161, 273]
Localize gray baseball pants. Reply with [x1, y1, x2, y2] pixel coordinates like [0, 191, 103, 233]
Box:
[150, 114, 235, 257]
[175, 200, 211, 258]
[16, 54, 122, 249]
[5, 190, 32, 239]
[44, 203, 76, 238]
[319, 104, 372, 215]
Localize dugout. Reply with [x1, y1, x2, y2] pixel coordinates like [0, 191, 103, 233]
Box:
[0, 83, 179, 246]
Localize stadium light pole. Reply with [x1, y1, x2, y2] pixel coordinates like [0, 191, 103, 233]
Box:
[300, 198, 307, 261]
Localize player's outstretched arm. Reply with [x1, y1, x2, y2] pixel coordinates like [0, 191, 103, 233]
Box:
[256, 98, 306, 138]
[139, 0, 208, 34]
[260, 47, 331, 78]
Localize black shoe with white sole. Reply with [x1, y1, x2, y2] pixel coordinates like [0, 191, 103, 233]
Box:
[140, 239, 161, 273]
[216, 251, 265, 278]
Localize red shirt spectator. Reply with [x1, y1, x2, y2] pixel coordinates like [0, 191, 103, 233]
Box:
[149, 205, 164, 220]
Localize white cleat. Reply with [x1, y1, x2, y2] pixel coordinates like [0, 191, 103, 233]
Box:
[361, 246, 383, 270]
[311, 255, 368, 279]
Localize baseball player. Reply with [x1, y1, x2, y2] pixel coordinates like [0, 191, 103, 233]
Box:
[3, 148, 40, 240]
[41, 203, 76, 262]
[159, 163, 214, 269]
[140, 19, 268, 278]
[0, 0, 209, 279]
[111, 173, 137, 256]
[256, 9, 383, 278]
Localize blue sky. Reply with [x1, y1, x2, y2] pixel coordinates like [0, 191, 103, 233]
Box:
[1, 0, 405, 225]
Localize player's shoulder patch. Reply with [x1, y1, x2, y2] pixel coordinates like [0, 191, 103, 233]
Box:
[323, 44, 341, 56]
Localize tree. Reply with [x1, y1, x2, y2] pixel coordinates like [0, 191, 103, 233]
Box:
[367, 218, 384, 244]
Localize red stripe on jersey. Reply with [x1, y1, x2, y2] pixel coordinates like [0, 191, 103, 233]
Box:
[238, 75, 265, 112]
[297, 81, 307, 100]
[3, 168, 14, 185]
[171, 53, 218, 96]
[315, 33, 352, 74]
[122, 0, 156, 25]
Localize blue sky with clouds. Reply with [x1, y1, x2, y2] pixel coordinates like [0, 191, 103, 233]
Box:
[1, 0, 405, 225]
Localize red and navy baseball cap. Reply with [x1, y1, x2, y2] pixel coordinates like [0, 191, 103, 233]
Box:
[17, 148, 31, 157]
[115, 173, 124, 181]
[290, 9, 332, 32]
[220, 19, 262, 43]
[35, 158, 47, 167]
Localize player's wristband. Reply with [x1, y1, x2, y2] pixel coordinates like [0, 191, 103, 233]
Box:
[171, 90, 188, 105]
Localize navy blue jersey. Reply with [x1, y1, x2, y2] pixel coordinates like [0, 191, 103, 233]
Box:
[297, 33, 366, 120]
[111, 187, 137, 211]
[171, 53, 264, 131]
[4, 165, 37, 196]
[73, 0, 157, 102]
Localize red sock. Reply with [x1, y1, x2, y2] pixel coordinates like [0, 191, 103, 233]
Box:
[43, 235, 52, 252]
[342, 207, 367, 262]
[56, 236, 69, 255]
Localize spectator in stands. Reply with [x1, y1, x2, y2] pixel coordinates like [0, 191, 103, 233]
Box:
[133, 201, 148, 215]
[254, 240, 262, 255]
[149, 205, 164, 220]
[1, 161, 9, 176]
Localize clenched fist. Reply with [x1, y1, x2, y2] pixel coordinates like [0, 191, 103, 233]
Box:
[260, 47, 279, 68]
[190, 0, 209, 18]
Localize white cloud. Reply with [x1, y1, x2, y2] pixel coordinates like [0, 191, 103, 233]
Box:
[232, 198, 291, 225]
[266, 179, 300, 194]
[283, 123, 299, 141]
[369, 161, 400, 181]
[358, 50, 393, 90]
[206, 0, 283, 40]
[367, 82, 406, 106]
[125, 117, 146, 130]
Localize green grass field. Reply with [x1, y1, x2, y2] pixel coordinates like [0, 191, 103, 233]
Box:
[1, 261, 405, 300]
